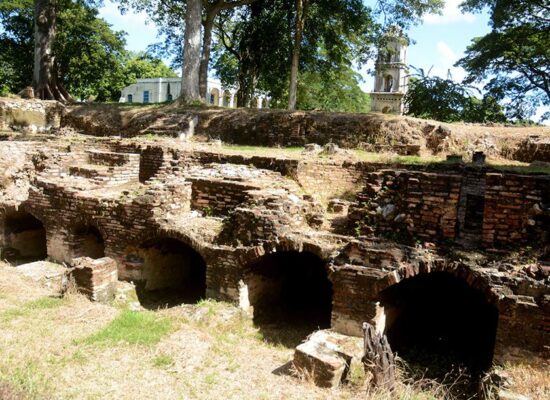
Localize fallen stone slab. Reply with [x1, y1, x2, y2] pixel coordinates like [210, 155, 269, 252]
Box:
[13, 261, 66, 294]
[293, 329, 363, 388]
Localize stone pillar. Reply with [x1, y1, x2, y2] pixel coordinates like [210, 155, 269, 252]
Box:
[257, 98, 263, 109]
[229, 93, 235, 108]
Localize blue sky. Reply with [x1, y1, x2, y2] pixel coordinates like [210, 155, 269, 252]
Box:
[98, 0, 490, 91]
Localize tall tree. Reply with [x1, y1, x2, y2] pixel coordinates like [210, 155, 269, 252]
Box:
[181, 0, 202, 101]
[199, 0, 256, 100]
[457, 0, 549, 121]
[33, 0, 72, 101]
[287, 0, 306, 110]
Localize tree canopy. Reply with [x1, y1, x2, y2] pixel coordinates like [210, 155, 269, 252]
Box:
[0, 0, 176, 100]
[457, 0, 549, 121]
[404, 71, 507, 123]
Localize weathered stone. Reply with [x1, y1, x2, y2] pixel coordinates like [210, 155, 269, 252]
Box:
[69, 257, 118, 302]
[293, 330, 362, 388]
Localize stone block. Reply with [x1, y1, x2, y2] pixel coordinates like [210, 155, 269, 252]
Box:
[293, 330, 363, 388]
[69, 257, 118, 302]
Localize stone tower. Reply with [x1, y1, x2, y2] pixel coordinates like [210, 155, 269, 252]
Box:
[370, 29, 409, 114]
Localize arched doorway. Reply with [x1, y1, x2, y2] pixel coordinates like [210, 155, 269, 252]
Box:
[244, 251, 332, 346]
[222, 90, 231, 107]
[72, 225, 105, 259]
[2, 211, 47, 263]
[136, 237, 206, 308]
[210, 88, 220, 106]
[379, 272, 498, 382]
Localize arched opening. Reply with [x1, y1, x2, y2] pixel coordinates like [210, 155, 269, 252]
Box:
[380, 272, 498, 384]
[384, 75, 394, 92]
[244, 251, 332, 346]
[2, 211, 47, 264]
[210, 88, 220, 106]
[222, 91, 231, 107]
[136, 237, 206, 308]
[72, 225, 105, 259]
[382, 106, 392, 113]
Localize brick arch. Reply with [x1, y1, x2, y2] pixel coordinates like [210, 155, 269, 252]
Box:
[134, 227, 207, 261]
[68, 218, 107, 259]
[375, 261, 498, 306]
[239, 238, 333, 274]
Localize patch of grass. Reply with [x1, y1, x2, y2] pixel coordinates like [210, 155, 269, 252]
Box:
[221, 144, 303, 156]
[0, 362, 48, 400]
[0, 297, 64, 323]
[353, 150, 444, 165]
[152, 353, 175, 368]
[81, 310, 172, 346]
[489, 162, 550, 175]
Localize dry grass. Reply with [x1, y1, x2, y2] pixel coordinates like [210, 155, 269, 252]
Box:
[0, 262, 546, 400]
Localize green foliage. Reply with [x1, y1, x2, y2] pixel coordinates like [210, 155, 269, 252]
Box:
[0, 0, 176, 100]
[404, 74, 507, 123]
[296, 67, 370, 113]
[456, 0, 549, 121]
[82, 310, 172, 346]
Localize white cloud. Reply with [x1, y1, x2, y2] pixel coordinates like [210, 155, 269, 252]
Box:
[98, 1, 152, 28]
[429, 41, 467, 82]
[424, 0, 476, 25]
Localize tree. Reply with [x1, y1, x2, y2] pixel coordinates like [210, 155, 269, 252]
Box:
[296, 63, 371, 113]
[1, 0, 174, 101]
[457, 0, 549, 121]
[180, 0, 202, 102]
[199, 1, 256, 99]
[287, 0, 307, 110]
[33, 0, 72, 101]
[118, 0, 256, 102]
[404, 71, 506, 123]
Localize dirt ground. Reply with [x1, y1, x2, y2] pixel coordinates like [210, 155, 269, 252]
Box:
[61, 104, 550, 159]
[0, 262, 548, 400]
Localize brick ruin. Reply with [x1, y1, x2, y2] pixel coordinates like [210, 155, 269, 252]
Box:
[0, 106, 549, 389]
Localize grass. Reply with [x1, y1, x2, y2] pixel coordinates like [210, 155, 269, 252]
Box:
[0, 262, 546, 400]
[80, 309, 173, 346]
[152, 353, 175, 368]
[0, 296, 64, 323]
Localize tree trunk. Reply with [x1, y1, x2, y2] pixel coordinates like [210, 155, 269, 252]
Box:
[199, 11, 216, 101]
[361, 322, 396, 392]
[288, 0, 306, 110]
[33, 0, 69, 102]
[181, 0, 202, 102]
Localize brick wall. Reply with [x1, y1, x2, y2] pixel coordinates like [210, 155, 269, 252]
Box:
[350, 170, 462, 242]
[483, 173, 550, 246]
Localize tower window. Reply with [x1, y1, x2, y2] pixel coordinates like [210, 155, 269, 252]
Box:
[384, 75, 394, 92]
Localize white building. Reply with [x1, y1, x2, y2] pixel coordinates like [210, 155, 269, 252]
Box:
[370, 30, 409, 114]
[119, 77, 268, 108]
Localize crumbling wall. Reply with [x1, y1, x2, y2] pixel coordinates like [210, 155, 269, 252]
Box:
[483, 173, 550, 247]
[349, 170, 461, 242]
[0, 98, 63, 132]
